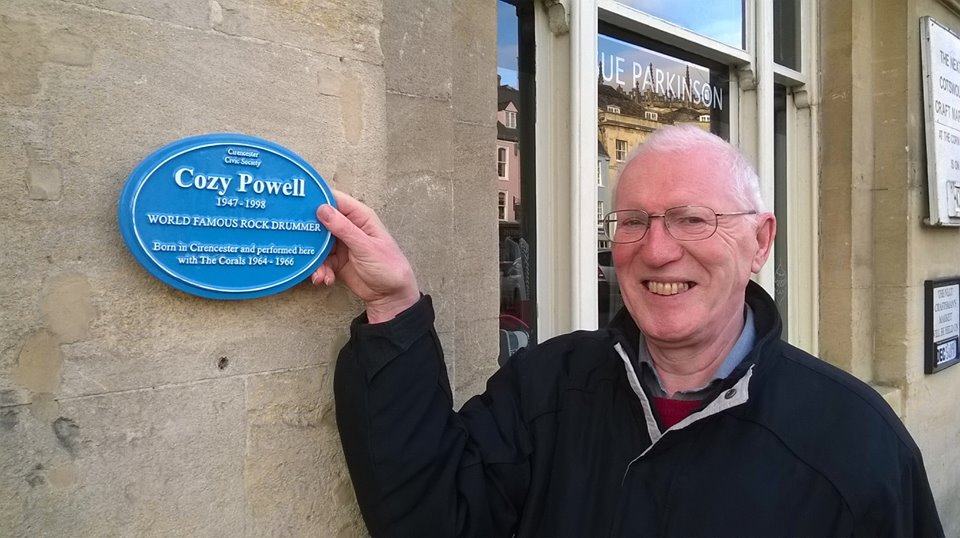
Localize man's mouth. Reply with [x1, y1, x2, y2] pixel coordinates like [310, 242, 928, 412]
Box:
[644, 280, 692, 296]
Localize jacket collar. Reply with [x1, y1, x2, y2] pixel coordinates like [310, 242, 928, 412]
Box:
[607, 280, 783, 376]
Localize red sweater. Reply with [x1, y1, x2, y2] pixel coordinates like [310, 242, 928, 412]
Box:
[652, 397, 702, 429]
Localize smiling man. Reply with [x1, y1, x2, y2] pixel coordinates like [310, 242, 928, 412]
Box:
[315, 126, 943, 537]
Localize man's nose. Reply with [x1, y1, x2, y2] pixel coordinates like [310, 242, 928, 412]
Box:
[637, 217, 684, 267]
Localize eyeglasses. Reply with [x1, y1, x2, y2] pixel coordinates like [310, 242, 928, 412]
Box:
[602, 206, 757, 243]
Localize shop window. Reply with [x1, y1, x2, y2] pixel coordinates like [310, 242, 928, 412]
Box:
[774, 0, 801, 70]
[596, 27, 730, 327]
[497, 0, 536, 362]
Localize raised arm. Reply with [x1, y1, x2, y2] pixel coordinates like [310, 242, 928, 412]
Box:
[313, 191, 420, 323]
[314, 192, 532, 536]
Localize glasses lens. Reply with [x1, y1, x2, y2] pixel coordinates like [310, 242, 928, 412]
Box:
[606, 210, 649, 243]
[664, 206, 717, 240]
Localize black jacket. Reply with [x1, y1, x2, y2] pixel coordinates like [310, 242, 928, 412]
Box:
[335, 282, 943, 537]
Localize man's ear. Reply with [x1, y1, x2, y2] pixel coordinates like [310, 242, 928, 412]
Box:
[751, 213, 777, 273]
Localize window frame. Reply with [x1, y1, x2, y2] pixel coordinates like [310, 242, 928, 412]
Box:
[531, 0, 818, 351]
[497, 146, 509, 179]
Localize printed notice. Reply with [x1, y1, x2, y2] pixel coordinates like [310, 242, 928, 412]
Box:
[921, 17, 960, 226]
[925, 279, 960, 374]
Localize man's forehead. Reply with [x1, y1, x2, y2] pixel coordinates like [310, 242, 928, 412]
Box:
[617, 150, 734, 202]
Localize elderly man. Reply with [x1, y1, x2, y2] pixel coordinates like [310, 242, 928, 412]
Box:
[313, 126, 943, 537]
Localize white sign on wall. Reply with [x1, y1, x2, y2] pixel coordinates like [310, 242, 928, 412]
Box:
[926, 278, 960, 374]
[921, 17, 960, 226]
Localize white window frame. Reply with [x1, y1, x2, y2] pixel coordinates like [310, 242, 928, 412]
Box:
[643, 110, 658, 121]
[615, 139, 627, 161]
[533, 0, 818, 353]
[497, 146, 509, 179]
[505, 110, 518, 129]
[498, 191, 508, 221]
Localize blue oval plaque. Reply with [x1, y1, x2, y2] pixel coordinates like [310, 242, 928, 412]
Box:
[118, 133, 335, 299]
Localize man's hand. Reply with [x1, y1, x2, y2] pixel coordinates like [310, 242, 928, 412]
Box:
[312, 191, 420, 323]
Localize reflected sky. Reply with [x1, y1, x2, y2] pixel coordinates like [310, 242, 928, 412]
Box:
[615, 0, 743, 48]
[497, 0, 520, 88]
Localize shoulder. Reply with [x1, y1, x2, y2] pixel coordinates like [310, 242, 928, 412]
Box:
[738, 342, 928, 510]
[497, 329, 626, 413]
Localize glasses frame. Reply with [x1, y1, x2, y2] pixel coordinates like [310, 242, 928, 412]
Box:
[602, 206, 758, 243]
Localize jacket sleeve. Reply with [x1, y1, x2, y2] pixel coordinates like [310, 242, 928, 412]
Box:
[334, 295, 533, 537]
[859, 436, 945, 537]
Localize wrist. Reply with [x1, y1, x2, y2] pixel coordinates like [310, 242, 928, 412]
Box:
[366, 289, 421, 324]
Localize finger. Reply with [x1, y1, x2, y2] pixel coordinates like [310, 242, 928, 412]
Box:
[310, 264, 336, 286]
[317, 204, 373, 249]
[329, 190, 390, 238]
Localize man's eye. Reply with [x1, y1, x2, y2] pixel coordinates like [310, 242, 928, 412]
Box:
[677, 216, 707, 225]
[621, 217, 646, 228]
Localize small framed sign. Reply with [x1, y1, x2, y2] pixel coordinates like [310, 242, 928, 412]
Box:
[925, 277, 960, 374]
[118, 133, 335, 300]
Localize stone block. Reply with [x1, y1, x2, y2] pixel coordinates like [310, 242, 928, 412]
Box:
[818, 187, 852, 286]
[41, 272, 95, 344]
[386, 92, 454, 175]
[453, 0, 497, 124]
[871, 187, 909, 287]
[0, 14, 46, 106]
[452, 317, 499, 407]
[26, 161, 62, 200]
[244, 366, 362, 536]
[63, 0, 210, 29]
[0, 379, 247, 536]
[873, 284, 910, 383]
[382, 0, 452, 99]
[57, 287, 356, 398]
[212, 0, 383, 65]
[47, 28, 94, 66]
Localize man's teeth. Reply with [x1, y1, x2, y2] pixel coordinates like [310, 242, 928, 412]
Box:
[646, 281, 690, 296]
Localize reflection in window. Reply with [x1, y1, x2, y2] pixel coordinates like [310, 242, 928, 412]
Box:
[596, 30, 729, 327]
[774, 0, 801, 70]
[497, 0, 534, 364]
[613, 0, 744, 49]
[773, 83, 789, 337]
[615, 139, 628, 161]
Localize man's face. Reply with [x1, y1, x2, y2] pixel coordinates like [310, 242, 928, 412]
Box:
[612, 147, 775, 350]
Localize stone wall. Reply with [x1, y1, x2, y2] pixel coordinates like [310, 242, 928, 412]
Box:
[820, 0, 960, 532]
[0, 0, 497, 535]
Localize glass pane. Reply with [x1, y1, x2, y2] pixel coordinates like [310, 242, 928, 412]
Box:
[774, 0, 801, 69]
[614, 0, 744, 49]
[773, 84, 788, 337]
[596, 32, 729, 327]
[497, 0, 535, 363]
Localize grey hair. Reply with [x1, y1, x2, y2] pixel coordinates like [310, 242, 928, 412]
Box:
[620, 125, 767, 212]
